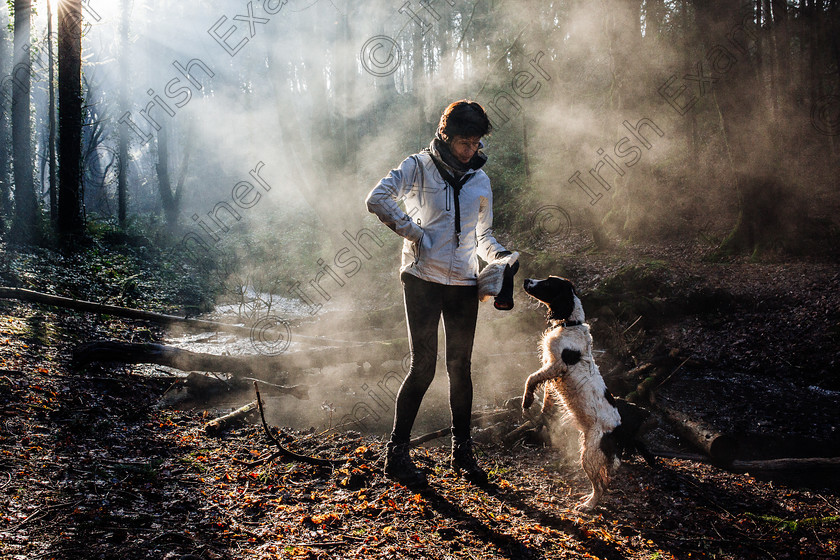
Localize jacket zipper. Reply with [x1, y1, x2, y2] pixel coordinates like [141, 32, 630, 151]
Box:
[413, 218, 421, 264]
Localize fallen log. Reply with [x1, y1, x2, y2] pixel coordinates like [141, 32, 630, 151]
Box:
[179, 370, 245, 394]
[651, 450, 840, 472]
[157, 371, 309, 406]
[1, 287, 406, 358]
[732, 457, 840, 472]
[655, 404, 739, 465]
[75, 343, 309, 400]
[625, 358, 690, 403]
[73, 340, 286, 377]
[0, 286, 259, 337]
[204, 400, 259, 435]
[73, 339, 404, 375]
[627, 362, 656, 378]
[502, 419, 541, 446]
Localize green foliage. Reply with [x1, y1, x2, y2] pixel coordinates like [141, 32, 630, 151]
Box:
[746, 513, 840, 533]
[585, 261, 671, 320]
[597, 261, 669, 294]
[0, 213, 223, 314]
[521, 249, 570, 279]
[208, 204, 325, 316]
[5, 0, 39, 29]
[484, 124, 531, 233]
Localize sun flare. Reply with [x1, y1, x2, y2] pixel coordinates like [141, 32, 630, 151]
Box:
[51, 0, 121, 24]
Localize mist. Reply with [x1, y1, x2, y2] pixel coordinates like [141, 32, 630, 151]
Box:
[3, 0, 837, 443]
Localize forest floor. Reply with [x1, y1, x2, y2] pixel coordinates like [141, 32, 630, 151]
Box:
[1, 234, 839, 560]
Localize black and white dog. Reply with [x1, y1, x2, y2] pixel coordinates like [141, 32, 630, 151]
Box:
[522, 276, 653, 510]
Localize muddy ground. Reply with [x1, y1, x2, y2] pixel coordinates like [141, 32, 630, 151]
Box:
[1, 237, 838, 559]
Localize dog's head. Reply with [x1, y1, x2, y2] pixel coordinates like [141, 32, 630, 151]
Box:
[523, 276, 583, 322]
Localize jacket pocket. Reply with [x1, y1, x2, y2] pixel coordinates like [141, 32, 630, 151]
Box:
[412, 229, 431, 264]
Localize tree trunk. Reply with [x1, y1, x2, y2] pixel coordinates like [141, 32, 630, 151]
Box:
[693, 0, 762, 174]
[117, 0, 130, 226]
[57, 0, 84, 235]
[72, 341, 299, 384]
[0, 11, 11, 228]
[682, 0, 700, 174]
[0, 285, 269, 337]
[522, 117, 530, 180]
[155, 120, 191, 230]
[71, 339, 403, 379]
[47, 0, 58, 224]
[155, 122, 177, 228]
[10, 0, 38, 243]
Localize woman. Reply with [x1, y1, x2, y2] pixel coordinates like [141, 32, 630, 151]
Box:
[366, 100, 517, 486]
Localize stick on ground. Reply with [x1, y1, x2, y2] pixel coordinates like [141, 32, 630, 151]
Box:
[253, 382, 345, 467]
[204, 400, 259, 435]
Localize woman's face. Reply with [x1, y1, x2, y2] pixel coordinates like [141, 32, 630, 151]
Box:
[449, 135, 482, 165]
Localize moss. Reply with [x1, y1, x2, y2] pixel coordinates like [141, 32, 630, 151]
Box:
[746, 513, 840, 533]
[520, 250, 571, 280]
[583, 262, 672, 322]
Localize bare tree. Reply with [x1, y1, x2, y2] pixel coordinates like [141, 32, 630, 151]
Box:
[0, 9, 12, 230]
[117, 0, 130, 226]
[10, 0, 38, 243]
[155, 121, 191, 231]
[57, 0, 83, 234]
[47, 0, 57, 223]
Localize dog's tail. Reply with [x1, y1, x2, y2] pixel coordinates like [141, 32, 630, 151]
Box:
[522, 362, 567, 410]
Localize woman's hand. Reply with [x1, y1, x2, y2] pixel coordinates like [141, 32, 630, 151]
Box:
[412, 230, 430, 263]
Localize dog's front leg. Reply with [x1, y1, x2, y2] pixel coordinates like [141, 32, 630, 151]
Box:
[522, 362, 567, 410]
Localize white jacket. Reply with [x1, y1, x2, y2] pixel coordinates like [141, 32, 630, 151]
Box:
[366, 149, 507, 286]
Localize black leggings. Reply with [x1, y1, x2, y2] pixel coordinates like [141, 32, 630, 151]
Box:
[391, 272, 479, 444]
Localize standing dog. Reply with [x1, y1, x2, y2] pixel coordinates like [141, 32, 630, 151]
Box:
[522, 276, 652, 510]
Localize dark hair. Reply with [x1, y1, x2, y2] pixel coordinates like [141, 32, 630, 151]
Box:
[438, 100, 493, 141]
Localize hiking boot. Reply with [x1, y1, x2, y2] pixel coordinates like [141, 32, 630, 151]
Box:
[451, 437, 488, 485]
[384, 441, 428, 488]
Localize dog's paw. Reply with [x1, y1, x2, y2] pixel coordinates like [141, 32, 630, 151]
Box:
[575, 495, 599, 513]
[522, 391, 534, 410]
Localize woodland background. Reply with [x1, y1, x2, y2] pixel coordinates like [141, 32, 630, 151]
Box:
[0, 2, 839, 559]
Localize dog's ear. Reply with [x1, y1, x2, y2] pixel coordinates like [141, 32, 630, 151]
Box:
[552, 276, 577, 295]
[547, 278, 576, 320]
[549, 296, 574, 320]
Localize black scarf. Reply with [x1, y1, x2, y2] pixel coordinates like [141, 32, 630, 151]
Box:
[430, 133, 487, 174]
[424, 135, 487, 239]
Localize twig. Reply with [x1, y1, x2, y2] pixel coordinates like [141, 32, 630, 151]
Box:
[291, 541, 352, 548]
[621, 315, 643, 335]
[234, 450, 283, 467]
[253, 382, 345, 467]
[409, 409, 519, 447]
[655, 357, 692, 390]
[818, 494, 840, 515]
[410, 427, 451, 447]
[10, 500, 83, 530]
